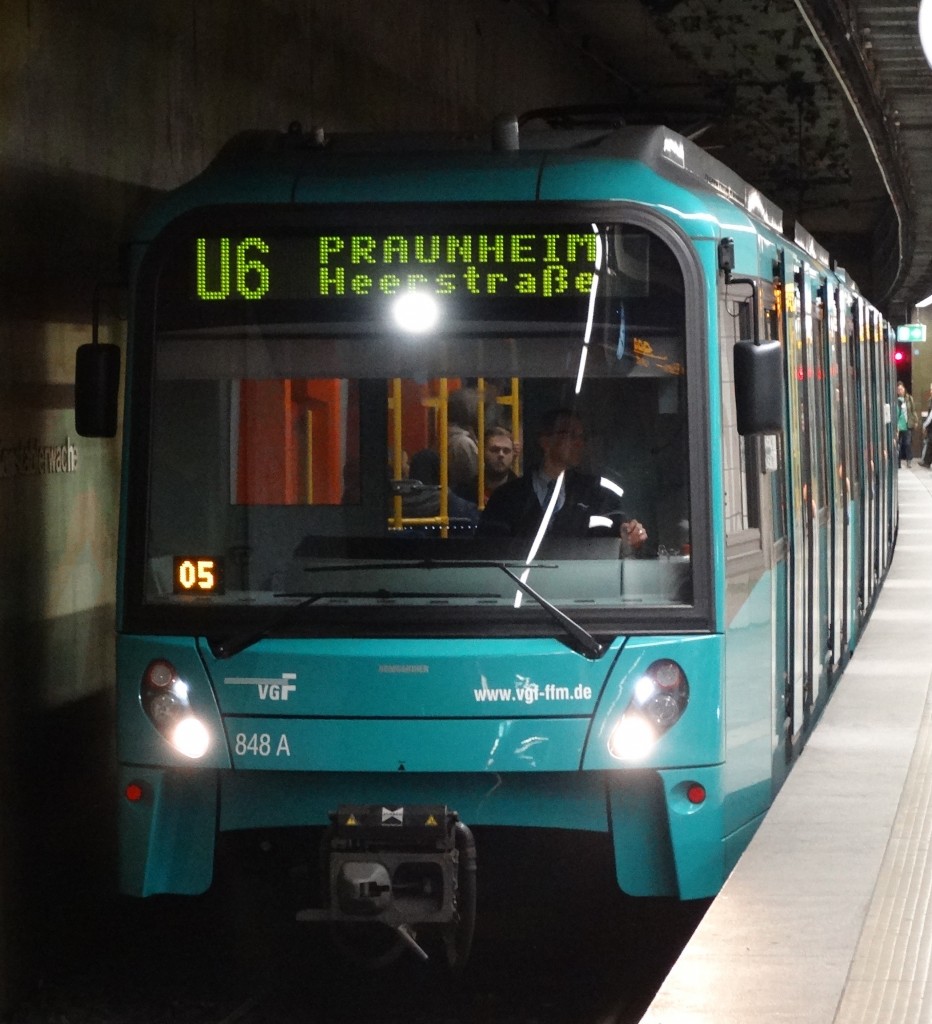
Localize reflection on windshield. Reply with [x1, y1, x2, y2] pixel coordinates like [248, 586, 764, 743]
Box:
[143, 222, 693, 623]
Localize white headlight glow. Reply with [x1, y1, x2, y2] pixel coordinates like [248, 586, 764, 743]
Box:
[172, 716, 210, 759]
[608, 714, 657, 761]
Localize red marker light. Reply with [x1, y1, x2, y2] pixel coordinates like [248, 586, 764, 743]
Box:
[144, 659, 175, 689]
[125, 782, 145, 803]
[686, 783, 706, 805]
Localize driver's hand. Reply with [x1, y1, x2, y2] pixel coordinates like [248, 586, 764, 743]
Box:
[622, 519, 648, 548]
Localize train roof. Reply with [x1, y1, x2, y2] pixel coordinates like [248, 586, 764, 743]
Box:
[205, 118, 785, 233]
[135, 114, 851, 281]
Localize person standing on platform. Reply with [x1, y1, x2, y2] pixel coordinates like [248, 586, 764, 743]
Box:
[896, 381, 918, 468]
[920, 383, 932, 468]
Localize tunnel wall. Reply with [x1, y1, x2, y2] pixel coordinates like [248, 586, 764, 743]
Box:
[0, 0, 616, 1010]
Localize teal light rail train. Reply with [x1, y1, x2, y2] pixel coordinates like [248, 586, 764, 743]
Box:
[76, 111, 896, 966]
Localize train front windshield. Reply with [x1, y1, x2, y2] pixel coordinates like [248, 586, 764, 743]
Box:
[132, 214, 699, 640]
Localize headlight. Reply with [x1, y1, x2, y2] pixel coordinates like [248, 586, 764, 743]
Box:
[608, 658, 689, 761]
[141, 659, 210, 759]
[171, 716, 211, 759]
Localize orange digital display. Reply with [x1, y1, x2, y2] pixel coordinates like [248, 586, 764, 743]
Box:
[172, 557, 225, 595]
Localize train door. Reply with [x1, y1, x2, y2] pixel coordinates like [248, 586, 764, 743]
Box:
[879, 321, 896, 559]
[872, 311, 887, 589]
[762, 276, 791, 770]
[782, 257, 825, 743]
[235, 378, 354, 506]
[848, 297, 868, 626]
[782, 259, 808, 742]
[839, 292, 863, 645]
[808, 274, 830, 702]
[859, 304, 882, 607]
[825, 284, 851, 673]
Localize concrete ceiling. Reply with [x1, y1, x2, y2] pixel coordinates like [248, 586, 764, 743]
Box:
[529, 0, 932, 319]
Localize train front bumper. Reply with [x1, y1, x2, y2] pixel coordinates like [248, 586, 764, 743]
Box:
[117, 761, 735, 901]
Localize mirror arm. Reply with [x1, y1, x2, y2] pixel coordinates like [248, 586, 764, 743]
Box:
[726, 275, 760, 342]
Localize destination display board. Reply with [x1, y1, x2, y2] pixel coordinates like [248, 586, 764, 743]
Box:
[189, 228, 601, 303]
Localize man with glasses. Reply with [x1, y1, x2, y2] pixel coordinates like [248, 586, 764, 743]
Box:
[457, 425, 519, 505]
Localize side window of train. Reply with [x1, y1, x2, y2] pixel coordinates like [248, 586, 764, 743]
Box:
[720, 292, 763, 540]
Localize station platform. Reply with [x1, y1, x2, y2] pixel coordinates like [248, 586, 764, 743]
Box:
[642, 467, 932, 1024]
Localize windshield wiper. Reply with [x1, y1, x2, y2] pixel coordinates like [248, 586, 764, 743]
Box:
[208, 559, 605, 661]
[209, 585, 498, 659]
[209, 593, 325, 659]
[449, 559, 605, 660]
[300, 558, 604, 658]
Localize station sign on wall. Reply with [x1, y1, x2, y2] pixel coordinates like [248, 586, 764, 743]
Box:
[896, 323, 927, 343]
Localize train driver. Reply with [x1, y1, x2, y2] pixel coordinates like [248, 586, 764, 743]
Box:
[478, 407, 648, 551]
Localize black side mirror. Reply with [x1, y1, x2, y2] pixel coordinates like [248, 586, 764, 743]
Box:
[734, 339, 784, 435]
[75, 342, 121, 438]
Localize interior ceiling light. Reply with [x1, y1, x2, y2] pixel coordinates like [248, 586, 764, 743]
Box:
[392, 292, 439, 333]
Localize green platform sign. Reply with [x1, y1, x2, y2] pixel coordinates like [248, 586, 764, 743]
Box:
[897, 323, 927, 343]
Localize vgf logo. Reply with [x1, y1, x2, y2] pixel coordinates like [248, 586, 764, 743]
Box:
[258, 673, 297, 700]
[225, 672, 298, 702]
